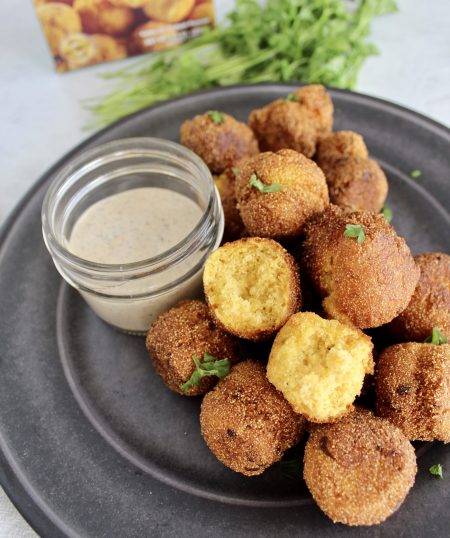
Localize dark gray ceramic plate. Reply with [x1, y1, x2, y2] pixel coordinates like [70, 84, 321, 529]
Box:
[0, 84, 449, 538]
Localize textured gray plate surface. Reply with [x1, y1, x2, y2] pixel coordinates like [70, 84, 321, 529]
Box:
[0, 84, 449, 538]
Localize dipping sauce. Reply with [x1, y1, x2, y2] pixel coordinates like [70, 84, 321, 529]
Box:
[69, 187, 203, 264]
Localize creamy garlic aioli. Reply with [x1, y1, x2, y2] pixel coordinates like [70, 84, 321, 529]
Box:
[67, 187, 206, 333]
[69, 187, 203, 264]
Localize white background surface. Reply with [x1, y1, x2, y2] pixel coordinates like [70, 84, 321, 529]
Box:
[1, 0, 449, 536]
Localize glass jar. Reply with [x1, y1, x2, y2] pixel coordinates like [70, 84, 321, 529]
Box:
[42, 138, 224, 334]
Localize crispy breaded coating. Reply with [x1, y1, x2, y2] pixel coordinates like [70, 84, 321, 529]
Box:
[180, 112, 259, 174]
[315, 131, 388, 213]
[203, 238, 301, 341]
[304, 410, 417, 526]
[302, 205, 420, 328]
[146, 300, 241, 396]
[315, 131, 368, 164]
[375, 342, 450, 442]
[267, 312, 373, 422]
[200, 360, 306, 476]
[234, 149, 329, 240]
[249, 85, 333, 157]
[388, 252, 450, 341]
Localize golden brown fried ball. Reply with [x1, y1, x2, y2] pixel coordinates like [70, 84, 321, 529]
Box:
[59, 32, 126, 69]
[304, 410, 417, 526]
[214, 167, 247, 243]
[375, 342, 450, 442]
[189, 2, 215, 21]
[302, 205, 420, 328]
[267, 312, 373, 423]
[200, 360, 306, 476]
[203, 238, 301, 341]
[130, 21, 179, 54]
[145, 300, 241, 396]
[36, 3, 82, 55]
[249, 85, 333, 158]
[74, 0, 135, 36]
[110, 0, 147, 7]
[180, 112, 259, 174]
[234, 149, 329, 240]
[388, 252, 450, 341]
[142, 0, 196, 23]
[34, 0, 74, 5]
[315, 131, 368, 164]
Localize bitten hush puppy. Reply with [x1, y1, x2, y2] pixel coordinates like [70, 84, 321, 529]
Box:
[375, 342, 450, 442]
[146, 300, 240, 396]
[180, 111, 259, 174]
[302, 205, 420, 328]
[388, 252, 450, 341]
[304, 410, 417, 526]
[315, 131, 388, 213]
[249, 85, 333, 157]
[203, 238, 301, 341]
[200, 360, 306, 476]
[267, 312, 373, 422]
[234, 149, 329, 240]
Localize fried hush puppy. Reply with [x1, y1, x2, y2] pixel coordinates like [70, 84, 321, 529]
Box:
[142, 0, 196, 23]
[214, 167, 247, 243]
[145, 300, 240, 396]
[59, 32, 126, 69]
[74, 0, 135, 36]
[316, 131, 388, 213]
[388, 252, 450, 341]
[304, 410, 417, 526]
[36, 3, 82, 55]
[203, 238, 301, 341]
[249, 85, 333, 158]
[200, 360, 306, 476]
[180, 112, 259, 174]
[234, 149, 329, 240]
[375, 342, 450, 442]
[302, 205, 420, 328]
[267, 312, 373, 422]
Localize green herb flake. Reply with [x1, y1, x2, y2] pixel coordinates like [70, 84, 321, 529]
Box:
[249, 174, 282, 193]
[180, 353, 230, 392]
[232, 167, 240, 177]
[380, 205, 393, 223]
[424, 327, 448, 345]
[344, 223, 366, 244]
[286, 93, 300, 102]
[207, 110, 225, 125]
[410, 169, 422, 178]
[429, 464, 443, 479]
[280, 459, 302, 479]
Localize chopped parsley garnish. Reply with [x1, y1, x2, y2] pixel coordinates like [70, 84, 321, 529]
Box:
[380, 205, 393, 223]
[410, 169, 422, 178]
[208, 110, 225, 125]
[286, 93, 301, 102]
[249, 174, 282, 193]
[429, 464, 443, 479]
[180, 353, 230, 392]
[232, 167, 240, 177]
[424, 327, 448, 345]
[344, 223, 366, 244]
[280, 459, 302, 479]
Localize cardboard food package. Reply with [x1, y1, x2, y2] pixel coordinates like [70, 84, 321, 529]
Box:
[33, 0, 215, 72]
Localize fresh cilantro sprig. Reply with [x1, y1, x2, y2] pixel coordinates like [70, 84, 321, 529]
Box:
[249, 174, 282, 193]
[344, 223, 366, 244]
[208, 110, 225, 125]
[181, 353, 230, 392]
[424, 328, 448, 345]
[380, 205, 393, 223]
[429, 464, 443, 479]
[286, 93, 301, 102]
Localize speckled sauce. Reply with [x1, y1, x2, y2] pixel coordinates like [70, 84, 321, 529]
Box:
[69, 187, 203, 264]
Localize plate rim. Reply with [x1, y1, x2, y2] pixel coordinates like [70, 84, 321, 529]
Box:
[1, 82, 449, 538]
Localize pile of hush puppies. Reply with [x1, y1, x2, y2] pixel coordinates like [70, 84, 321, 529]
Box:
[146, 85, 450, 527]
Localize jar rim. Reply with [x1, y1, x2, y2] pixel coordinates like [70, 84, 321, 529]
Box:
[42, 137, 217, 275]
